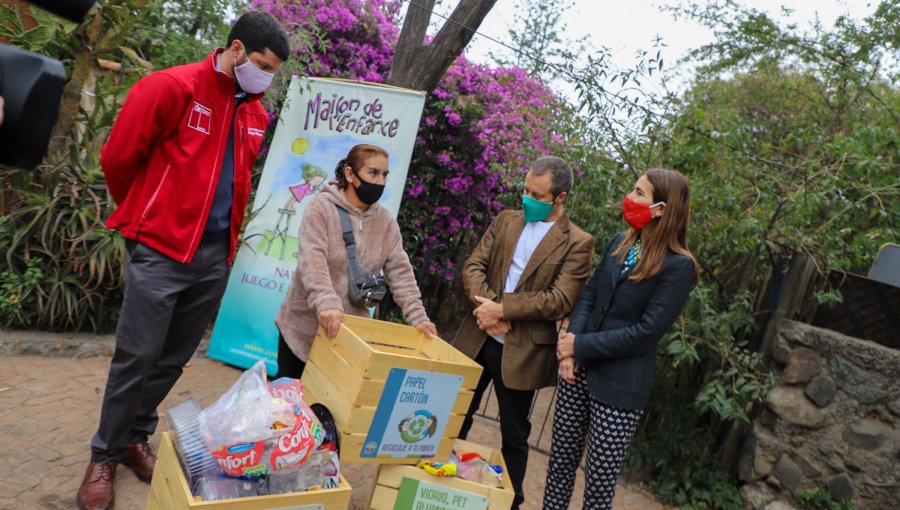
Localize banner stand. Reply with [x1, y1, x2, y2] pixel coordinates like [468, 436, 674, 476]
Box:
[208, 77, 426, 372]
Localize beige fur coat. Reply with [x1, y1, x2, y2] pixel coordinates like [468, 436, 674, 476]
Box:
[275, 182, 428, 360]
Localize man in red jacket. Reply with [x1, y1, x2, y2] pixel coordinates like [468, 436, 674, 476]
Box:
[77, 12, 289, 510]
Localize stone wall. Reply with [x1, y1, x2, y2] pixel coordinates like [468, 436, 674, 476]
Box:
[739, 320, 900, 509]
[0, 329, 115, 357]
[0, 329, 212, 358]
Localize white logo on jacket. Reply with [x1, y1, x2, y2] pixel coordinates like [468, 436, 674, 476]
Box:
[247, 127, 265, 138]
[187, 102, 212, 134]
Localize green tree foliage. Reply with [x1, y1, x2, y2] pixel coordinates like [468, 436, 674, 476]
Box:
[136, 0, 244, 70]
[0, 0, 247, 330]
[565, 2, 897, 507]
[0, 1, 152, 330]
[489, 0, 587, 81]
[794, 487, 856, 510]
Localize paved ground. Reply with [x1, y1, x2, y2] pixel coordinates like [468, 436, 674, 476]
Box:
[0, 350, 668, 509]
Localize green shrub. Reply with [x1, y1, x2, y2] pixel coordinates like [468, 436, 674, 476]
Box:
[794, 487, 856, 510]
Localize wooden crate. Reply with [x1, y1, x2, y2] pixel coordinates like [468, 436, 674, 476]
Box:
[367, 438, 515, 510]
[146, 432, 352, 510]
[301, 315, 483, 464]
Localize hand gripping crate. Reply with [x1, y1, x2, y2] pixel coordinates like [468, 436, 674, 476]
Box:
[146, 432, 352, 510]
[367, 438, 515, 510]
[300, 314, 483, 465]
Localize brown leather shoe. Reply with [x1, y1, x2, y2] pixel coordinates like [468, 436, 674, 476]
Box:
[76, 460, 116, 510]
[122, 440, 156, 483]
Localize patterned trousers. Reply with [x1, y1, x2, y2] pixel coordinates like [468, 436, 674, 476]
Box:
[543, 369, 642, 510]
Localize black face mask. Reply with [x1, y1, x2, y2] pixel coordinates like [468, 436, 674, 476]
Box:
[352, 171, 385, 205]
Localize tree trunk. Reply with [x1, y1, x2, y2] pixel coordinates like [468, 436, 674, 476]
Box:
[47, 51, 94, 158]
[45, 0, 148, 160]
[387, 0, 498, 92]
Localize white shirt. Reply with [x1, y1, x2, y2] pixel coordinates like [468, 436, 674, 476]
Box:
[492, 220, 555, 344]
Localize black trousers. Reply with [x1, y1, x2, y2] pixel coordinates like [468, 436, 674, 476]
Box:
[458, 338, 534, 510]
[91, 238, 229, 462]
[275, 332, 306, 380]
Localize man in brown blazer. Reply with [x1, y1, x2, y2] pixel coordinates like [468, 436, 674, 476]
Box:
[454, 156, 594, 509]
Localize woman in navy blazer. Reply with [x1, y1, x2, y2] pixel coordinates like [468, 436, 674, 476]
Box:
[543, 169, 698, 509]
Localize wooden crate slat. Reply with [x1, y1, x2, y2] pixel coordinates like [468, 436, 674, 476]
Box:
[368, 484, 399, 510]
[453, 389, 474, 414]
[147, 430, 192, 509]
[343, 315, 423, 347]
[366, 350, 439, 380]
[304, 315, 484, 466]
[373, 452, 514, 510]
[185, 482, 352, 509]
[365, 343, 421, 357]
[487, 485, 516, 510]
[363, 347, 481, 389]
[304, 381, 376, 432]
[330, 316, 480, 381]
[325, 326, 372, 376]
[300, 363, 357, 433]
[304, 339, 385, 406]
[147, 432, 352, 509]
[349, 344, 481, 385]
[422, 342, 481, 372]
[425, 359, 482, 390]
[366, 438, 515, 510]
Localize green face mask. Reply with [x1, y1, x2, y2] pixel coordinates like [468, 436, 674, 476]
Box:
[522, 195, 554, 222]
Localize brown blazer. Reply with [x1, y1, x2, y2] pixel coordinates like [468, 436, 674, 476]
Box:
[453, 209, 594, 390]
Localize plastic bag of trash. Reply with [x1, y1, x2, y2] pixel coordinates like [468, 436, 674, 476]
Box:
[198, 361, 295, 477]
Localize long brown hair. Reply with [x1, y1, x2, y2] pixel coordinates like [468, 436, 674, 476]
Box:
[333, 144, 389, 189]
[613, 169, 699, 284]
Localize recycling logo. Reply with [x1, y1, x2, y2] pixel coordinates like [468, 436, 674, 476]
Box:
[398, 410, 438, 443]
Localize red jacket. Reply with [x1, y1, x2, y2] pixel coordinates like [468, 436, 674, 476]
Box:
[102, 49, 269, 264]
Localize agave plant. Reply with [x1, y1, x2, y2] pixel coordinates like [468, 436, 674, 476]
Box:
[0, 60, 134, 331]
[0, 0, 159, 331]
[0, 119, 125, 331]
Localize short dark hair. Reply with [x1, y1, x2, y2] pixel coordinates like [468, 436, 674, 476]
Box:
[227, 11, 290, 62]
[529, 156, 573, 196]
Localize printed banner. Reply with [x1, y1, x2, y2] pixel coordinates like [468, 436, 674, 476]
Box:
[361, 368, 462, 459]
[393, 478, 488, 510]
[207, 77, 426, 372]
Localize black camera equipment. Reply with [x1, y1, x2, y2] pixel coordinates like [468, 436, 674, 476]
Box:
[0, 0, 97, 170]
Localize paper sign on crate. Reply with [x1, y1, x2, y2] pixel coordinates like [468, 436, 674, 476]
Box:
[393, 478, 488, 510]
[362, 368, 462, 459]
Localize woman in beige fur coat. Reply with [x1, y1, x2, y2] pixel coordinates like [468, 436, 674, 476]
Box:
[274, 144, 437, 378]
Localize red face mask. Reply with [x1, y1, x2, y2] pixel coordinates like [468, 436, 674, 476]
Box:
[622, 195, 664, 230]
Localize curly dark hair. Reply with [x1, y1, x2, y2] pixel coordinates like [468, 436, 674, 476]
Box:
[227, 11, 290, 61]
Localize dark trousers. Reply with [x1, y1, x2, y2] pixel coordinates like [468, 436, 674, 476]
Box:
[275, 332, 306, 380]
[91, 238, 229, 462]
[458, 338, 535, 510]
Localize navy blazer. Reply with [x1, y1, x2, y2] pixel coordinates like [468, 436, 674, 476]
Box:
[570, 232, 694, 410]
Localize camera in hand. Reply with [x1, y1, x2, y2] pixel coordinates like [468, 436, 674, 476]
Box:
[0, 0, 97, 170]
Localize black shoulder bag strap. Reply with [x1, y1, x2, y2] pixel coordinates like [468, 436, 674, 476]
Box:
[335, 204, 387, 308]
[335, 205, 357, 260]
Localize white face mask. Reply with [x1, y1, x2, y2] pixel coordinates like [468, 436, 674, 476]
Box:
[233, 50, 274, 94]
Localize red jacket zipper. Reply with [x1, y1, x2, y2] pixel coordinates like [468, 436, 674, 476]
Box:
[184, 95, 234, 262]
